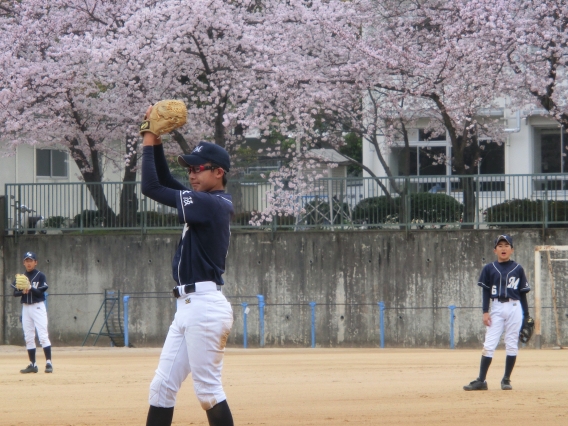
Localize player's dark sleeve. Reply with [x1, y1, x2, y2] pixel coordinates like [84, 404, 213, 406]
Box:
[482, 287, 491, 313]
[153, 144, 188, 191]
[518, 266, 530, 293]
[477, 265, 490, 289]
[520, 292, 529, 316]
[141, 146, 178, 208]
[11, 281, 23, 297]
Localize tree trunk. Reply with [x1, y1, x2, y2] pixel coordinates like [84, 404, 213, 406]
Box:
[460, 176, 476, 229]
[68, 137, 117, 227]
[118, 136, 139, 227]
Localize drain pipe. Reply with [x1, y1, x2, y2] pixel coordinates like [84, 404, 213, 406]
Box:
[504, 110, 521, 133]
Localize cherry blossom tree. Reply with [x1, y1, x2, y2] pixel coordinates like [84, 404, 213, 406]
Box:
[0, 0, 155, 225]
[502, 0, 568, 127]
[253, 0, 529, 226]
[6, 0, 562, 229]
[0, 0, 305, 222]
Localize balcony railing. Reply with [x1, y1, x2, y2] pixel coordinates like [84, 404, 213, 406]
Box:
[4, 173, 568, 234]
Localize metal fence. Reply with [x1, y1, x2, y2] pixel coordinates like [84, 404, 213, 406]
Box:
[9, 291, 564, 348]
[5, 173, 568, 234]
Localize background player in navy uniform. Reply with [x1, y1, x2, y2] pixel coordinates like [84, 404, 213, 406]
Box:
[464, 234, 530, 391]
[141, 105, 235, 426]
[11, 251, 53, 374]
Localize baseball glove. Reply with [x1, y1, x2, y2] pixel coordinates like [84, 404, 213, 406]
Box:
[519, 316, 535, 344]
[140, 99, 187, 137]
[15, 274, 31, 291]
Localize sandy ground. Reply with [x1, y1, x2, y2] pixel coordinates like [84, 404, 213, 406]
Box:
[0, 346, 567, 426]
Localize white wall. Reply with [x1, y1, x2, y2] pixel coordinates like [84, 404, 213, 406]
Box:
[363, 109, 560, 178]
[0, 143, 126, 194]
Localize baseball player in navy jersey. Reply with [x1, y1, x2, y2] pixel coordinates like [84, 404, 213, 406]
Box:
[12, 251, 53, 374]
[141, 105, 234, 426]
[463, 234, 530, 391]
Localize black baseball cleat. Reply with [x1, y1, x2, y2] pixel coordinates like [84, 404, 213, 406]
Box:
[501, 377, 512, 390]
[20, 364, 38, 374]
[45, 363, 53, 373]
[463, 378, 488, 391]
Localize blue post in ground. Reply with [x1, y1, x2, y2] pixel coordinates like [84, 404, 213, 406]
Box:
[241, 303, 248, 349]
[448, 305, 456, 349]
[309, 302, 316, 348]
[123, 295, 130, 348]
[257, 295, 265, 348]
[378, 301, 385, 349]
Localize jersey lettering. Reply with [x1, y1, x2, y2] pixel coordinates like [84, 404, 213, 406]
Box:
[507, 277, 520, 289]
[183, 196, 193, 206]
[491, 285, 497, 296]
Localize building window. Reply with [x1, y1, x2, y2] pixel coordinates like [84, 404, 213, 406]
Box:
[534, 128, 567, 174]
[460, 140, 505, 175]
[395, 146, 448, 176]
[533, 127, 568, 190]
[36, 149, 68, 177]
[453, 141, 505, 191]
[392, 129, 448, 176]
[418, 146, 447, 175]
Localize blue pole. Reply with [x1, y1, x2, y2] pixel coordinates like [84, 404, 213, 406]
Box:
[378, 301, 385, 349]
[123, 295, 130, 348]
[309, 302, 316, 348]
[241, 303, 248, 349]
[257, 295, 265, 348]
[449, 305, 456, 349]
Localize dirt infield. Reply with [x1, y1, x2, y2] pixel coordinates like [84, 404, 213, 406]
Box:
[0, 346, 566, 426]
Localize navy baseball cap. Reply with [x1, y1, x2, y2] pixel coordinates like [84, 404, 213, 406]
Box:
[23, 251, 37, 261]
[178, 142, 231, 172]
[494, 234, 513, 248]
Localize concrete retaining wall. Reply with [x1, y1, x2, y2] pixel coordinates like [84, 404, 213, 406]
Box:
[2, 229, 567, 348]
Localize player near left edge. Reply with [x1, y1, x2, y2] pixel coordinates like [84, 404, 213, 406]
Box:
[12, 251, 53, 374]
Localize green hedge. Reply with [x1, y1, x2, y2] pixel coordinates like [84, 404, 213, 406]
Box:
[408, 193, 463, 223]
[484, 199, 568, 227]
[140, 211, 178, 227]
[352, 193, 463, 224]
[73, 210, 101, 228]
[44, 216, 70, 228]
[71, 210, 179, 228]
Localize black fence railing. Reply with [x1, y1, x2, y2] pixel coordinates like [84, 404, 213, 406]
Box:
[4, 174, 568, 233]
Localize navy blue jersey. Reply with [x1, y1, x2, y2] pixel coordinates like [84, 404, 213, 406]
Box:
[173, 190, 233, 285]
[141, 145, 234, 286]
[477, 260, 530, 301]
[11, 269, 48, 304]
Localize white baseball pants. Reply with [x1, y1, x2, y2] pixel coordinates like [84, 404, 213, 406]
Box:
[149, 282, 233, 410]
[482, 299, 523, 358]
[22, 302, 51, 349]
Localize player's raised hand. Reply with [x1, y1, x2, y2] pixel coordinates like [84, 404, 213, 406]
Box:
[483, 312, 492, 327]
[141, 105, 160, 146]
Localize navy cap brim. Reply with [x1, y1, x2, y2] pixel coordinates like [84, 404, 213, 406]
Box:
[177, 155, 207, 168]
